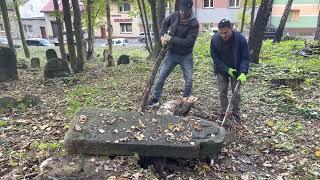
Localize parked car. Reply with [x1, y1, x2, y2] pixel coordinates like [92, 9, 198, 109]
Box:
[209, 27, 219, 36]
[104, 38, 128, 46]
[263, 24, 277, 40]
[54, 31, 88, 46]
[137, 32, 154, 42]
[26, 38, 54, 46]
[0, 37, 21, 48]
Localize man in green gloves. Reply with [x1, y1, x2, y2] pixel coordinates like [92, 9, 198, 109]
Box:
[210, 19, 250, 123]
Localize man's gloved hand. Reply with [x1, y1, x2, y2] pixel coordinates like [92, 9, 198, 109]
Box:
[228, 68, 237, 78]
[237, 73, 247, 83]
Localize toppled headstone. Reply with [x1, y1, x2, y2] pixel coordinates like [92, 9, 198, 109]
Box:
[0, 96, 18, 111]
[64, 107, 225, 159]
[0, 47, 18, 82]
[46, 49, 58, 61]
[31, 57, 40, 68]
[20, 94, 42, 107]
[117, 55, 130, 65]
[44, 58, 71, 79]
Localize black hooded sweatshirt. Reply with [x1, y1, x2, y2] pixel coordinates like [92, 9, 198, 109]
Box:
[160, 11, 199, 55]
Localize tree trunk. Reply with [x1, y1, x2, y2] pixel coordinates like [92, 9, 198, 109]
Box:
[248, 0, 274, 64]
[140, 47, 167, 112]
[174, 0, 180, 11]
[240, 0, 248, 33]
[62, 0, 77, 72]
[249, 0, 256, 38]
[87, 0, 94, 60]
[106, 0, 114, 67]
[0, 0, 14, 52]
[148, 0, 161, 60]
[273, 0, 294, 43]
[53, 0, 67, 61]
[13, 0, 30, 59]
[137, 0, 151, 54]
[71, 0, 84, 71]
[142, 0, 153, 52]
[315, 10, 320, 40]
[157, 0, 166, 30]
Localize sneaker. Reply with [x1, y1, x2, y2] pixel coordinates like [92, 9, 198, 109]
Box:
[147, 98, 159, 108]
[232, 112, 241, 124]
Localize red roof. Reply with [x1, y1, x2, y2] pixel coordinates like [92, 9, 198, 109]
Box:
[41, 0, 63, 13]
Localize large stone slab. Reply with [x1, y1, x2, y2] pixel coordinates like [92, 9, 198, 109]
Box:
[0, 47, 18, 82]
[64, 107, 225, 159]
[44, 58, 70, 79]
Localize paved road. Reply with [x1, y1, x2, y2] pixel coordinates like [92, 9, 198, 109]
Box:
[12, 38, 145, 47]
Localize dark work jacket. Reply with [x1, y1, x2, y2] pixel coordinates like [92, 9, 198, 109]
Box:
[210, 30, 250, 77]
[160, 11, 199, 55]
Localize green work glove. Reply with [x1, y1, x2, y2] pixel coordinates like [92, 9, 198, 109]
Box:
[228, 68, 237, 78]
[237, 73, 247, 83]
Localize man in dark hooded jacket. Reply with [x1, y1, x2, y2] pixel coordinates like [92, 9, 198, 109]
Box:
[148, 0, 199, 107]
[211, 19, 250, 123]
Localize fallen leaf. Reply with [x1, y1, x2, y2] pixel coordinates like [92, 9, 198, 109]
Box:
[265, 120, 274, 127]
[99, 129, 105, 134]
[74, 125, 81, 131]
[168, 123, 174, 131]
[315, 150, 320, 158]
[263, 161, 272, 167]
[138, 119, 145, 128]
[134, 133, 145, 141]
[40, 124, 49, 130]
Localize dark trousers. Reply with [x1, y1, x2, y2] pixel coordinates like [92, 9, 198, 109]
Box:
[217, 73, 241, 114]
[152, 51, 194, 100]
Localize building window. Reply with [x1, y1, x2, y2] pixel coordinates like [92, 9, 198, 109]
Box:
[229, 0, 240, 8]
[203, 0, 214, 8]
[119, 2, 131, 12]
[23, 25, 33, 33]
[288, 10, 300, 22]
[0, 24, 4, 32]
[120, 23, 132, 33]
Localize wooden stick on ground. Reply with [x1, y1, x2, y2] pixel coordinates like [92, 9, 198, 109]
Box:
[221, 81, 240, 127]
[140, 47, 168, 112]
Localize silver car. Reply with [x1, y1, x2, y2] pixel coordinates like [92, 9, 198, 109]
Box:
[137, 32, 154, 42]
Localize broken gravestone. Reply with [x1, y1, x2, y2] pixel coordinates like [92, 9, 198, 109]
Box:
[21, 95, 42, 107]
[31, 57, 40, 68]
[44, 58, 71, 79]
[117, 55, 130, 65]
[64, 107, 225, 159]
[46, 49, 58, 61]
[0, 46, 18, 82]
[0, 96, 18, 112]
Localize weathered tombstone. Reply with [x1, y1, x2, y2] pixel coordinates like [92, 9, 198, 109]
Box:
[64, 107, 225, 159]
[46, 49, 58, 61]
[0, 47, 18, 82]
[31, 57, 40, 68]
[44, 58, 71, 79]
[103, 49, 108, 62]
[0, 96, 18, 111]
[20, 94, 42, 107]
[117, 55, 130, 65]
